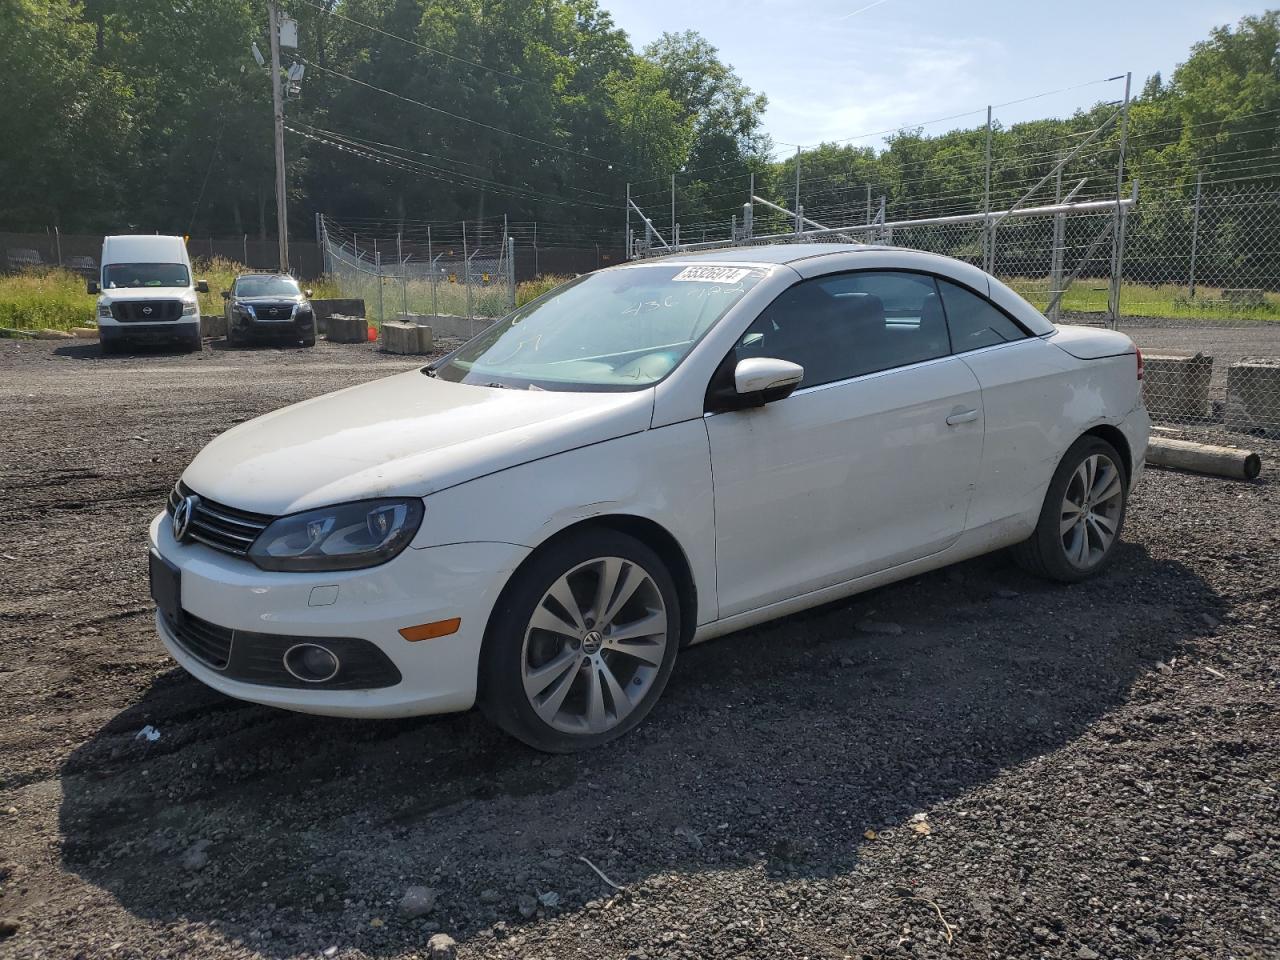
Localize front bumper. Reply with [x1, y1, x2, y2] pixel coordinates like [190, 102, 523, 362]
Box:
[149, 512, 529, 718]
[100, 318, 200, 342]
[231, 311, 315, 339]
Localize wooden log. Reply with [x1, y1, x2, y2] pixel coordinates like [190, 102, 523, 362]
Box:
[1146, 437, 1262, 480]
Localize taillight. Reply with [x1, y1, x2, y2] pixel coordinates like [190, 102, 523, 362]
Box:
[1135, 346, 1144, 380]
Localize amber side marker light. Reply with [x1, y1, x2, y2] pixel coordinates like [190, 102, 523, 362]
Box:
[399, 618, 461, 642]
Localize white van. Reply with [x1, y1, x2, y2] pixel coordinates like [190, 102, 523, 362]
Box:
[88, 235, 209, 353]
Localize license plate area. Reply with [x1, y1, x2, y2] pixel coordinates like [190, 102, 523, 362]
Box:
[149, 550, 182, 623]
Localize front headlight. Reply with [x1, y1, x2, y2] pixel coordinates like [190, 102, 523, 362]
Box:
[237, 303, 257, 318]
[182, 297, 198, 316]
[97, 302, 112, 318]
[247, 498, 425, 571]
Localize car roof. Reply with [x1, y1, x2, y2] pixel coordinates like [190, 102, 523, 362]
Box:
[640, 242, 884, 266]
[234, 273, 296, 281]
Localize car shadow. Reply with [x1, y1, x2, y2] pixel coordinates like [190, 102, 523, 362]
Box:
[52, 341, 196, 360]
[58, 545, 1212, 955]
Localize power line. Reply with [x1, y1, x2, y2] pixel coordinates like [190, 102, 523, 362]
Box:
[301, 57, 622, 168]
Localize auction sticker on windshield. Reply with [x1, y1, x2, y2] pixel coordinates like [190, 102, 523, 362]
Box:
[672, 265, 754, 284]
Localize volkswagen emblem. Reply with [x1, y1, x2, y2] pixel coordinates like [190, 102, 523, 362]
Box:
[142, 305, 153, 316]
[172, 494, 199, 543]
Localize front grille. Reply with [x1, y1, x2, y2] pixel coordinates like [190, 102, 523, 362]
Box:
[168, 481, 273, 557]
[252, 301, 296, 321]
[164, 612, 402, 689]
[112, 299, 183, 322]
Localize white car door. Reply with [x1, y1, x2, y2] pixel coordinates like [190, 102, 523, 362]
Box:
[705, 270, 985, 618]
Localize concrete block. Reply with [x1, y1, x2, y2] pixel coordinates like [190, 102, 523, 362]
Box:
[312, 298, 365, 335]
[1142, 353, 1213, 422]
[326, 313, 368, 344]
[1225, 357, 1280, 438]
[200, 313, 227, 339]
[380, 320, 434, 355]
[397, 313, 489, 340]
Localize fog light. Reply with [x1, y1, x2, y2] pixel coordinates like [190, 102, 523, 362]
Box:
[283, 643, 340, 683]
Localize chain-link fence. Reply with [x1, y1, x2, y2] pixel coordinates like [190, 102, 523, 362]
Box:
[628, 183, 1280, 441]
[319, 217, 515, 326]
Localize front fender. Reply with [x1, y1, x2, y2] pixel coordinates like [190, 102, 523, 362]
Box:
[413, 420, 718, 625]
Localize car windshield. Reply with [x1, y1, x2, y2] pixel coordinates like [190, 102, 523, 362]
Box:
[236, 276, 301, 297]
[104, 263, 190, 288]
[432, 263, 767, 391]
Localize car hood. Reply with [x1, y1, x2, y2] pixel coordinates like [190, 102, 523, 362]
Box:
[236, 295, 305, 304]
[181, 371, 656, 515]
[100, 286, 192, 300]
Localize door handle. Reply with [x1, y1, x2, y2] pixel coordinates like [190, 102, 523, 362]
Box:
[946, 408, 979, 426]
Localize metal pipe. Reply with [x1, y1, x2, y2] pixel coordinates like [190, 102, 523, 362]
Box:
[665, 197, 1137, 254]
[625, 183, 631, 260]
[627, 199, 670, 249]
[427, 226, 436, 315]
[751, 195, 827, 231]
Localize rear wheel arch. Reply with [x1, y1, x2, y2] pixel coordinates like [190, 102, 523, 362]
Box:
[1082, 423, 1132, 483]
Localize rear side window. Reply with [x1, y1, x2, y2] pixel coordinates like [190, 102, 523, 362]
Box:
[937, 279, 1027, 352]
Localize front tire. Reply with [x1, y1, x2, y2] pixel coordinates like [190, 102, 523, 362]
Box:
[1012, 435, 1128, 582]
[479, 529, 681, 753]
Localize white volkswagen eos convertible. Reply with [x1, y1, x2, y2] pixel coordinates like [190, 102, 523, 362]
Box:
[149, 244, 1148, 751]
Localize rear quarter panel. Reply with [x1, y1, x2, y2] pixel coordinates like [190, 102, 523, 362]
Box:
[960, 336, 1142, 534]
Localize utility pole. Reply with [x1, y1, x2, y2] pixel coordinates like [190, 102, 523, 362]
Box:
[268, 1, 289, 273]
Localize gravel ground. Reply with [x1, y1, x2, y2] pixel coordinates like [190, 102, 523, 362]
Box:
[1, 336, 1278, 960]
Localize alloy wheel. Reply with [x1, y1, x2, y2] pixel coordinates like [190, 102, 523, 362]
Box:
[521, 556, 668, 736]
[1060, 452, 1124, 569]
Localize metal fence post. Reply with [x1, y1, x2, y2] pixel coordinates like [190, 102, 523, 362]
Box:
[397, 231, 407, 318]
[427, 226, 437, 315]
[625, 183, 631, 261]
[1049, 154, 1065, 322]
[1188, 171, 1202, 298]
[983, 104, 993, 271]
[794, 147, 801, 235]
[1107, 71, 1133, 327]
[375, 247, 384, 323]
[507, 234, 516, 311]
[462, 221, 472, 325]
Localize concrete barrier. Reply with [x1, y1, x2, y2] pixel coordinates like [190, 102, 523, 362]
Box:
[380, 321, 434, 355]
[200, 313, 228, 339]
[326, 314, 368, 344]
[312, 298, 365, 335]
[1225, 358, 1280, 438]
[396, 313, 491, 340]
[1142, 353, 1213, 421]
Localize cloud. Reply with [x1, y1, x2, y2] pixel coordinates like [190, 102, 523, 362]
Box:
[762, 31, 1006, 151]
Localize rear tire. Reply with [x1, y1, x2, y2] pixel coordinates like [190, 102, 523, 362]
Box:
[1012, 435, 1128, 582]
[479, 529, 681, 753]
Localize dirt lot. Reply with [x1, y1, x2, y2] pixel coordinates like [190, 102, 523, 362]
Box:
[1, 337, 1278, 960]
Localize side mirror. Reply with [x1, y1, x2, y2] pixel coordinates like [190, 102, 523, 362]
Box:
[734, 357, 804, 405]
[221, 290, 231, 300]
[304, 288, 313, 298]
[86, 280, 99, 295]
[196, 279, 209, 293]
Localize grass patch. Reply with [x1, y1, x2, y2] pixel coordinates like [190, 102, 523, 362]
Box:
[1008, 278, 1280, 322]
[0, 258, 342, 332]
[517, 274, 572, 307]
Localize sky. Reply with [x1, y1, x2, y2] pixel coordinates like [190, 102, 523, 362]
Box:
[601, 0, 1261, 155]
